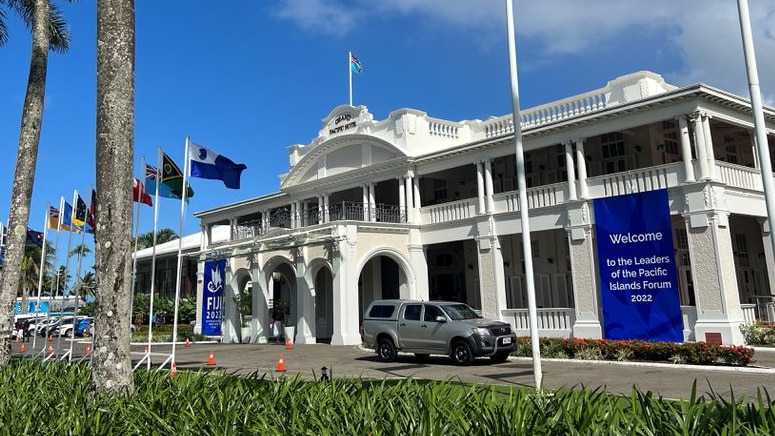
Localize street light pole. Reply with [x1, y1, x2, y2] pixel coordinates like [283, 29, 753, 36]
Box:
[505, 0, 542, 391]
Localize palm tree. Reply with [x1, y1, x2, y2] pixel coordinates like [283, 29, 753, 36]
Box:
[68, 243, 92, 259]
[136, 228, 178, 250]
[0, 0, 75, 368]
[92, 0, 135, 395]
[73, 270, 96, 299]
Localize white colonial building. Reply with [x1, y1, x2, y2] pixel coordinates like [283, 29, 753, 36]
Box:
[183, 71, 775, 346]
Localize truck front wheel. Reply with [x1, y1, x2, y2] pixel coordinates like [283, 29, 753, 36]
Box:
[376, 338, 397, 362]
[450, 340, 474, 365]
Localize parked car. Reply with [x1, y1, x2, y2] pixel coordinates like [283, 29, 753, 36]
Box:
[361, 299, 517, 365]
[55, 317, 94, 337]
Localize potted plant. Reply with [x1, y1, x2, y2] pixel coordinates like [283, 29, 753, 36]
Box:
[274, 298, 295, 343]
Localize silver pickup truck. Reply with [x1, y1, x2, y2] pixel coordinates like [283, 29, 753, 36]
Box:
[361, 299, 517, 365]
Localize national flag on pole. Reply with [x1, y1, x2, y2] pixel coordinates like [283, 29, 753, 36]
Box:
[26, 228, 44, 248]
[73, 192, 88, 227]
[188, 143, 247, 189]
[49, 204, 78, 232]
[61, 201, 79, 233]
[147, 152, 194, 200]
[133, 177, 153, 206]
[350, 53, 362, 73]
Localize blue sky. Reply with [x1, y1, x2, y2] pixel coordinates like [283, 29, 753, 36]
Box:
[2, 0, 774, 262]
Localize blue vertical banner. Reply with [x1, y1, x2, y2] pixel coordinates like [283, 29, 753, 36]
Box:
[201, 259, 225, 336]
[594, 189, 682, 342]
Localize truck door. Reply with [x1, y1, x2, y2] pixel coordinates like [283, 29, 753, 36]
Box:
[420, 304, 451, 352]
[398, 304, 423, 349]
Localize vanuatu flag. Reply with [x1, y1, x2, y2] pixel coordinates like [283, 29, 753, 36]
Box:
[146, 153, 194, 200]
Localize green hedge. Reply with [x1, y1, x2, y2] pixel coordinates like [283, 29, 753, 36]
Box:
[516, 337, 755, 366]
[0, 360, 773, 434]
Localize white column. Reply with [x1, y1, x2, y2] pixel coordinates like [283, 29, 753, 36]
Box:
[678, 116, 695, 182]
[405, 173, 414, 223]
[564, 141, 577, 200]
[369, 183, 376, 221]
[751, 130, 760, 169]
[702, 114, 716, 180]
[362, 185, 369, 222]
[476, 161, 485, 214]
[760, 218, 775, 295]
[290, 202, 297, 229]
[330, 226, 361, 345]
[295, 248, 315, 344]
[300, 201, 307, 227]
[398, 177, 406, 222]
[575, 138, 589, 199]
[484, 159, 494, 213]
[324, 194, 330, 222]
[251, 257, 269, 343]
[691, 113, 710, 180]
[413, 176, 421, 222]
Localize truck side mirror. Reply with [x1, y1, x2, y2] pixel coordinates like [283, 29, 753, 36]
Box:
[435, 316, 447, 323]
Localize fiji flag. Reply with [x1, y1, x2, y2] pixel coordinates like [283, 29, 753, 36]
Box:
[189, 143, 247, 189]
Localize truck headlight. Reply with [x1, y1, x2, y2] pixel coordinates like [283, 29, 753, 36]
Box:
[473, 327, 490, 336]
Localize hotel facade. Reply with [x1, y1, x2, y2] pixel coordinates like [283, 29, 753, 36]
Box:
[139, 71, 775, 346]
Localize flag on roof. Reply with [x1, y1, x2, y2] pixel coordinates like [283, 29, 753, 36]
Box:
[189, 143, 247, 189]
[350, 53, 362, 74]
[146, 152, 194, 200]
[133, 178, 153, 206]
[26, 228, 44, 248]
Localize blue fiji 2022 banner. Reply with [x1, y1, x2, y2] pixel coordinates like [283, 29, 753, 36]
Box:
[593, 189, 682, 342]
[201, 259, 225, 336]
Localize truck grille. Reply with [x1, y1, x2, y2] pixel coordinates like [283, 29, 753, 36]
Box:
[489, 326, 511, 336]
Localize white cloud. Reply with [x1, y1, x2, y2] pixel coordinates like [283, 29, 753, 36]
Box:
[274, 0, 775, 100]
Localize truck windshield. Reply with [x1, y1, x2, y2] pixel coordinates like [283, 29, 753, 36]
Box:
[441, 304, 482, 320]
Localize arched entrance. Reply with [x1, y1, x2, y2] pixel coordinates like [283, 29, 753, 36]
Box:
[313, 266, 334, 342]
[229, 268, 253, 343]
[358, 251, 413, 324]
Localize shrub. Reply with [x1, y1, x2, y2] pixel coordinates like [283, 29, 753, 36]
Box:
[741, 321, 775, 346]
[514, 337, 755, 366]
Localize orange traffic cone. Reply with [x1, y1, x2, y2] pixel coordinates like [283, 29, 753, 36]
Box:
[207, 350, 216, 366]
[20, 343, 26, 353]
[185, 337, 190, 347]
[47, 344, 54, 355]
[276, 354, 286, 372]
[171, 362, 178, 377]
[285, 338, 294, 350]
[85, 345, 91, 356]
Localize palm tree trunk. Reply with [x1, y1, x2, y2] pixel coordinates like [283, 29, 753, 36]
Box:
[0, 0, 50, 369]
[92, 0, 135, 396]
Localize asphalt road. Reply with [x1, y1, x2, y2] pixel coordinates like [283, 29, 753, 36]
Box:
[12, 339, 775, 402]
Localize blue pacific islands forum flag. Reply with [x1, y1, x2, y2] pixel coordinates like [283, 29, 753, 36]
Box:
[188, 142, 247, 189]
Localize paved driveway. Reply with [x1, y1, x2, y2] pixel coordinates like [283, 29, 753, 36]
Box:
[13, 340, 774, 402]
[150, 342, 775, 402]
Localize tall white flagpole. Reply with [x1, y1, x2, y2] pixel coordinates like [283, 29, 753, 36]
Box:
[505, 0, 542, 390]
[146, 149, 162, 369]
[737, 0, 775, 259]
[29, 204, 49, 356]
[168, 137, 190, 370]
[129, 158, 144, 333]
[67, 203, 88, 363]
[348, 51, 353, 106]
[37, 198, 63, 357]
